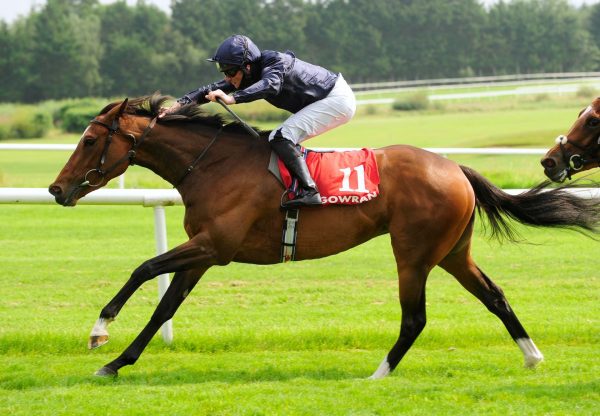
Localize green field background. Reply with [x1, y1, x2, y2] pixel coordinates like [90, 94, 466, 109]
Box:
[0, 96, 599, 415]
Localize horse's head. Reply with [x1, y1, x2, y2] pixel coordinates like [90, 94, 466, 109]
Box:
[541, 97, 600, 182]
[49, 98, 151, 206]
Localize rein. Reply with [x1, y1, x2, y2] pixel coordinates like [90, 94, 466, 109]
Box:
[82, 114, 157, 187]
[555, 134, 600, 180]
[174, 126, 223, 187]
[174, 102, 258, 187]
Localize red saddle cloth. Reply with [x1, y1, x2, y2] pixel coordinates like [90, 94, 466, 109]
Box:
[278, 148, 380, 205]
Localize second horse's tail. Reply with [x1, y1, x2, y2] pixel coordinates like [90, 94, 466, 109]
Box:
[460, 165, 600, 241]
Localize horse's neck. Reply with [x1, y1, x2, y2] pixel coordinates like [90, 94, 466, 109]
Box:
[135, 123, 264, 190]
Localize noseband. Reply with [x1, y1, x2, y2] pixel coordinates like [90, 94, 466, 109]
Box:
[82, 114, 157, 187]
[554, 134, 600, 180]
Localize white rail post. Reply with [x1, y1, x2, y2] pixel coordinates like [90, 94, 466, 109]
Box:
[153, 205, 173, 344]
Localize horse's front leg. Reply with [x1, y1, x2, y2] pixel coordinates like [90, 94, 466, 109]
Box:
[88, 237, 218, 349]
[95, 267, 206, 377]
[88, 259, 159, 348]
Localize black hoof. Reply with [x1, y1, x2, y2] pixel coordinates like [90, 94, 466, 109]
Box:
[94, 366, 118, 377]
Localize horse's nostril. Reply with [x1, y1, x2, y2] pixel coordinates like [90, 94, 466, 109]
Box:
[541, 158, 556, 169]
[48, 185, 62, 196]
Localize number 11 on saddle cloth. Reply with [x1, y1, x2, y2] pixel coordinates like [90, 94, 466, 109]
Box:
[276, 147, 380, 205]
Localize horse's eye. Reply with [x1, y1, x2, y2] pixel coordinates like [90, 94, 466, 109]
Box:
[83, 137, 96, 147]
[587, 117, 600, 128]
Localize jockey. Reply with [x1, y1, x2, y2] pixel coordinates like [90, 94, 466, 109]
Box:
[160, 34, 356, 209]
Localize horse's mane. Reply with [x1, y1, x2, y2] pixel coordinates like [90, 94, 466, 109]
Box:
[99, 93, 267, 136]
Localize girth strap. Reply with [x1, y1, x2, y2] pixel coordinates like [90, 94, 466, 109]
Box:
[281, 209, 300, 262]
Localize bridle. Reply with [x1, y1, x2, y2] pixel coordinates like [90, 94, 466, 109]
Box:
[554, 134, 600, 180]
[80, 98, 229, 189]
[82, 100, 157, 187]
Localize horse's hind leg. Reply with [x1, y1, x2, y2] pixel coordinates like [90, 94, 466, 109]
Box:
[370, 213, 466, 379]
[439, 244, 544, 368]
[370, 264, 429, 379]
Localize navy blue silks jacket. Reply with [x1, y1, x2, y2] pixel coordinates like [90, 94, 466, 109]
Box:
[178, 50, 339, 114]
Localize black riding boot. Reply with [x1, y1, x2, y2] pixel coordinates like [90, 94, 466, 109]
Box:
[270, 135, 322, 208]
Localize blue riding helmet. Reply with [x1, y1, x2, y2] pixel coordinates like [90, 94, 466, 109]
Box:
[207, 35, 261, 70]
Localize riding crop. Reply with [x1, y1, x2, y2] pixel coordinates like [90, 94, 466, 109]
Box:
[216, 97, 261, 139]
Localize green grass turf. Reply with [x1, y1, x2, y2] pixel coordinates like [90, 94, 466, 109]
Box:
[0, 205, 598, 415]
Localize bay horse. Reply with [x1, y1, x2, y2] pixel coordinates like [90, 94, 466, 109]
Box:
[541, 97, 600, 182]
[49, 94, 600, 378]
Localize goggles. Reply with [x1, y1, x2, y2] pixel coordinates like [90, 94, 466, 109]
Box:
[217, 63, 241, 77]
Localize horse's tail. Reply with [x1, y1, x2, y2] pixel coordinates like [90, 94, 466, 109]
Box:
[460, 165, 600, 241]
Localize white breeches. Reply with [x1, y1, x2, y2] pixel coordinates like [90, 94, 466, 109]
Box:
[268, 74, 356, 144]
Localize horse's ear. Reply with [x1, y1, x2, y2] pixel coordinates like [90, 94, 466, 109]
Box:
[117, 98, 129, 116]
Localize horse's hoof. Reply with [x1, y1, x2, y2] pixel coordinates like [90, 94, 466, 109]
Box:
[88, 335, 109, 350]
[524, 353, 544, 368]
[94, 366, 118, 377]
[368, 356, 391, 379]
[517, 338, 544, 369]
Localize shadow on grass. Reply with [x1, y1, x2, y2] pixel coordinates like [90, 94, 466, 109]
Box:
[0, 349, 380, 390]
[114, 365, 364, 385]
[4, 362, 599, 405]
[0, 366, 366, 390]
